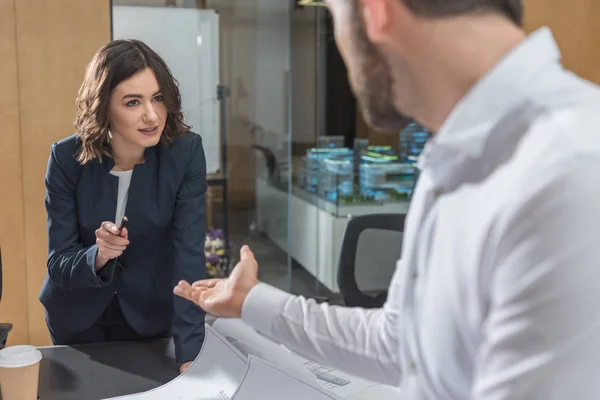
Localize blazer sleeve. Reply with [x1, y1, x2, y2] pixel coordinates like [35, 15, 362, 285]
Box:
[171, 134, 207, 363]
[45, 142, 118, 291]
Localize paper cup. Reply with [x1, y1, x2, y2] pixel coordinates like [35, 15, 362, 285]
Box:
[0, 345, 42, 400]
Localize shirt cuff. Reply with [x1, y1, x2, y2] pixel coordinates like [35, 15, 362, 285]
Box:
[87, 245, 118, 287]
[241, 283, 292, 336]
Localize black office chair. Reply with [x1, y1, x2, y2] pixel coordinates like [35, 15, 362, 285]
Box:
[337, 213, 406, 308]
[252, 145, 277, 181]
[0, 247, 13, 349]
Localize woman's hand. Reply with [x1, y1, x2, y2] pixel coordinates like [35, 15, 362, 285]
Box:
[174, 245, 260, 318]
[95, 221, 129, 270]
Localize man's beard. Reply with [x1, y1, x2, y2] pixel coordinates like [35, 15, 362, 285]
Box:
[348, 9, 411, 132]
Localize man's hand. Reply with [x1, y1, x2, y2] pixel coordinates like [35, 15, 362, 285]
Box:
[180, 361, 192, 374]
[174, 245, 260, 318]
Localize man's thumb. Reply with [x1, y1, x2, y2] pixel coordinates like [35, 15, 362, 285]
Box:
[233, 245, 259, 285]
[240, 245, 254, 261]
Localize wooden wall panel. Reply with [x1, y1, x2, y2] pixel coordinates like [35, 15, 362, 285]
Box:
[14, 0, 111, 345]
[524, 0, 600, 84]
[0, 0, 30, 346]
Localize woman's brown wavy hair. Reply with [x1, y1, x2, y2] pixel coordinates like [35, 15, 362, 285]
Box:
[75, 39, 190, 164]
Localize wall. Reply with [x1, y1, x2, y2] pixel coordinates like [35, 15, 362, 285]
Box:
[0, 0, 29, 347]
[255, 0, 290, 141]
[0, 0, 111, 346]
[524, 0, 600, 85]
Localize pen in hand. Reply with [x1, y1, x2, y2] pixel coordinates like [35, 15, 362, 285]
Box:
[117, 216, 128, 235]
[95, 217, 129, 270]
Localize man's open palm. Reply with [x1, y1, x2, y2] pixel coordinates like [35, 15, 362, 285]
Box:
[174, 245, 259, 318]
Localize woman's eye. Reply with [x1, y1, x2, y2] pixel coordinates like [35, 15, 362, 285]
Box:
[153, 95, 164, 102]
[126, 99, 139, 107]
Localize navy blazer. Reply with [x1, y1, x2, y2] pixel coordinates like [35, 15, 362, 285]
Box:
[39, 132, 207, 363]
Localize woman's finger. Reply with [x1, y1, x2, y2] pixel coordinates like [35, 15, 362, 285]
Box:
[97, 228, 129, 246]
[96, 239, 126, 252]
[101, 221, 120, 235]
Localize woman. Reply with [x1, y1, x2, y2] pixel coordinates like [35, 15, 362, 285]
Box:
[40, 39, 207, 373]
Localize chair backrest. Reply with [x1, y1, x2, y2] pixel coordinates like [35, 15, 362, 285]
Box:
[252, 145, 277, 182]
[337, 213, 406, 308]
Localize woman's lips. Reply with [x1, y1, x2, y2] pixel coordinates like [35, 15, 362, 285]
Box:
[139, 126, 159, 136]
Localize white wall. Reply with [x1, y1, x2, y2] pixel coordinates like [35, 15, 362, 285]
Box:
[255, 0, 290, 141]
[112, 6, 221, 173]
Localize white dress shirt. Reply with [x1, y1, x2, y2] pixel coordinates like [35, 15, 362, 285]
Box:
[241, 27, 600, 399]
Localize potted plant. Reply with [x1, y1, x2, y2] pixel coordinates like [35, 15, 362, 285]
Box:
[205, 229, 234, 279]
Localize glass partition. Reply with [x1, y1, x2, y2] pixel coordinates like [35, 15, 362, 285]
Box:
[207, 0, 294, 292]
[112, 0, 295, 292]
[288, 3, 431, 304]
[111, 0, 431, 304]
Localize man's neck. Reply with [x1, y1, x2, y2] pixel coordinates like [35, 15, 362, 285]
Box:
[405, 15, 526, 132]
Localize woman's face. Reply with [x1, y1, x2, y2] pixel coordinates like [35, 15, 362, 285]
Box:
[107, 67, 167, 155]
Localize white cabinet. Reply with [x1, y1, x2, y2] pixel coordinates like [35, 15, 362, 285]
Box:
[256, 177, 409, 292]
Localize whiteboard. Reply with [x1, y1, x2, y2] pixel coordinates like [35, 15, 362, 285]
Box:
[112, 6, 221, 174]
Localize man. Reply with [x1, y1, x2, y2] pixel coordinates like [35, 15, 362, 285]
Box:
[175, 0, 600, 398]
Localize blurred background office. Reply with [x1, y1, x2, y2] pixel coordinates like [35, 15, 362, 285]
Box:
[1, 0, 599, 348]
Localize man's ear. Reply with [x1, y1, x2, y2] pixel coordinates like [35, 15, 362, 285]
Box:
[362, 0, 394, 44]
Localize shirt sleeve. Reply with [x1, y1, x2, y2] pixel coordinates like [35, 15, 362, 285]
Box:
[45, 142, 118, 290]
[242, 263, 406, 386]
[473, 154, 600, 399]
[171, 134, 207, 363]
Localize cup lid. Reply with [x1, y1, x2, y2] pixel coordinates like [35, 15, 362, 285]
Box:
[0, 345, 42, 368]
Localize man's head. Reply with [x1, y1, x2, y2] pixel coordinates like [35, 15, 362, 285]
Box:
[326, 0, 523, 132]
[401, 0, 522, 26]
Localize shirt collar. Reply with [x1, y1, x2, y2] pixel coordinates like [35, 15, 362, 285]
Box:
[422, 27, 561, 165]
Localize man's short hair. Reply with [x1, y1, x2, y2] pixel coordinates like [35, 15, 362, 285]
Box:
[402, 0, 523, 26]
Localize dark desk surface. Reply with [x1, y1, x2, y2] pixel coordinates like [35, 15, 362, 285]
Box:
[6, 339, 180, 400]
